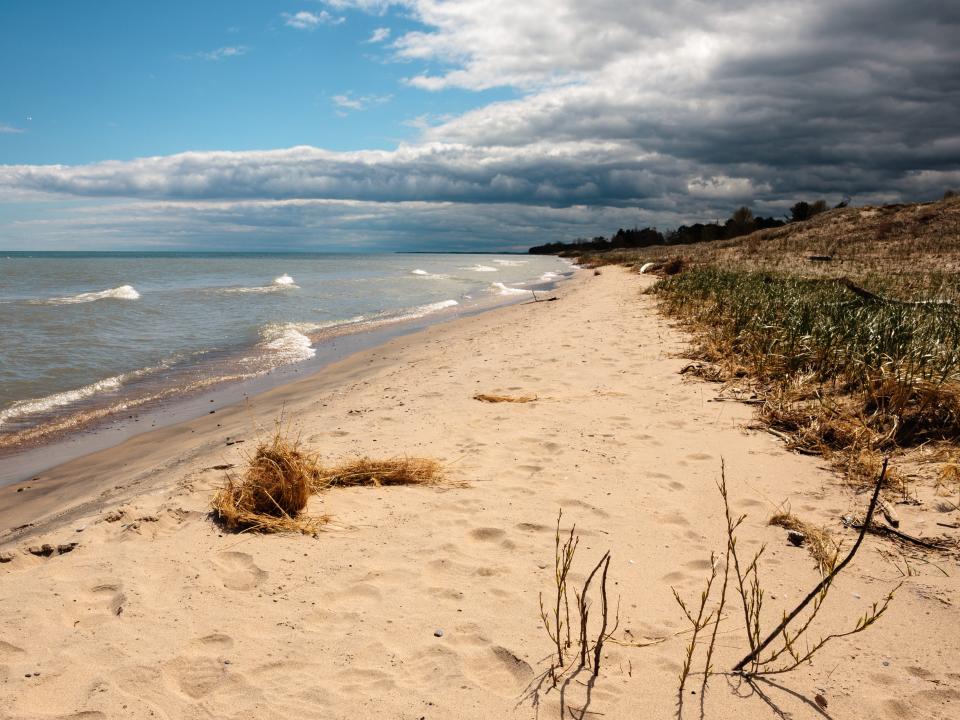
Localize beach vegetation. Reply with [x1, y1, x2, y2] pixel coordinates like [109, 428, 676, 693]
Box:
[674, 461, 897, 718]
[212, 426, 447, 533]
[211, 428, 324, 534]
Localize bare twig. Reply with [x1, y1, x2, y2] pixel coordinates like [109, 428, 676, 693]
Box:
[733, 458, 890, 673]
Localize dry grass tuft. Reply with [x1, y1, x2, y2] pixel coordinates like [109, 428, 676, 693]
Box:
[769, 511, 839, 574]
[473, 393, 538, 403]
[314, 456, 446, 490]
[211, 431, 326, 534]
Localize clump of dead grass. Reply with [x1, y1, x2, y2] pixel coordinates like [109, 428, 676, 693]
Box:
[313, 457, 446, 490]
[211, 430, 326, 534]
[769, 511, 839, 574]
[212, 430, 449, 534]
[473, 393, 538, 403]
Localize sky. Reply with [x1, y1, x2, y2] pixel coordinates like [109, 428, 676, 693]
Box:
[0, 0, 958, 251]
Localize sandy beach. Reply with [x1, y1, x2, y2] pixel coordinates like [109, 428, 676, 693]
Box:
[1, 267, 956, 719]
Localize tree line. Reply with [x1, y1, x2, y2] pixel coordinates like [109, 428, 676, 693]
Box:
[528, 200, 831, 255]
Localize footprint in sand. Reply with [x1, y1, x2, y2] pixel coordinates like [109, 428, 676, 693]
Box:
[515, 522, 551, 533]
[210, 552, 266, 591]
[163, 656, 239, 700]
[192, 633, 234, 652]
[469, 527, 506, 542]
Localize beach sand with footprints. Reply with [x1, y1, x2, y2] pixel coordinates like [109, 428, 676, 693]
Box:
[1, 267, 957, 719]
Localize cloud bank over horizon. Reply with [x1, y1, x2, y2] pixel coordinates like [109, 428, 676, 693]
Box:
[1, 0, 958, 250]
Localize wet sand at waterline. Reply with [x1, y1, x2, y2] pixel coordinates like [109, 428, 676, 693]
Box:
[1, 267, 956, 719]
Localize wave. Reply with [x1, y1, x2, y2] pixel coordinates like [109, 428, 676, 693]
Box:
[258, 322, 317, 364]
[37, 284, 141, 305]
[410, 269, 448, 280]
[222, 274, 300, 294]
[398, 299, 459, 319]
[460, 264, 498, 272]
[539, 271, 560, 281]
[492, 282, 531, 296]
[493, 259, 528, 266]
[0, 374, 126, 427]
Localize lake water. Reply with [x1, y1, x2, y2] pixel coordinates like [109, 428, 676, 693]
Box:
[0, 252, 571, 451]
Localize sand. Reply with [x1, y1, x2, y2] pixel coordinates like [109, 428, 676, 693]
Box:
[0, 267, 957, 719]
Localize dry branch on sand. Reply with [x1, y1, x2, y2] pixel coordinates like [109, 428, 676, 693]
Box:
[473, 393, 538, 403]
[672, 460, 897, 718]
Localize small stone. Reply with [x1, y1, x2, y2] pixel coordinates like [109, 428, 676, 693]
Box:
[28, 544, 55, 557]
[57, 543, 78, 555]
[434, 629, 444, 638]
[787, 530, 806, 547]
[0, 552, 14, 563]
[75, 526, 85, 533]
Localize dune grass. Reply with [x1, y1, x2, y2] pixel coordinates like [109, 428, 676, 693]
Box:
[652, 266, 960, 487]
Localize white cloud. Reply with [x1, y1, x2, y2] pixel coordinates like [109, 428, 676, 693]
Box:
[282, 10, 345, 30]
[184, 46, 249, 61]
[331, 93, 392, 111]
[367, 27, 391, 43]
[0, 124, 25, 134]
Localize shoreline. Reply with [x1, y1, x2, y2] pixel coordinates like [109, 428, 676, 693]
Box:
[0, 276, 564, 489]
[0, 267, 955, 719]
[0, 273, 576, 535]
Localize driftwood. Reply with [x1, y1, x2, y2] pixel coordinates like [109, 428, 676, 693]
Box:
[835, 278, 955, 308]
[850, 519, 947, 551]
[876, 497, 900, 528]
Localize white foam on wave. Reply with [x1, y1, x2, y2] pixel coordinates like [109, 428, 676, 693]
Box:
[259, 322, 317, 364]
[41, 284, 141, 305]
[224, 274, 300, 293]
[410, 269, 448, 279]
[0, 374, 126, 427]
[539, 271, 560, 281]
[492, 282, 531, 296]
[460, 264, 498, 272]
[493, 259, 528, 266]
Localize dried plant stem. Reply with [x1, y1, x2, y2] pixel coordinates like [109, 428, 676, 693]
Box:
[732, 457, 889, 673]
[539, 510, 578, 669]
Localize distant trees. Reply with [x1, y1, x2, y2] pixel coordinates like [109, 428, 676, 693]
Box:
[946, 189, 958, 200]
[789, 199, 829, 222]
[528, 196, 864, 255]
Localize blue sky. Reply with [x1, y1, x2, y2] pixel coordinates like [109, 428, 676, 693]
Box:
[0, 1, 510, 164]
[0, 1, 957, 251]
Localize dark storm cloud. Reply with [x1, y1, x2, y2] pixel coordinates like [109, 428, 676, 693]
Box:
[1, 0, 958, 248]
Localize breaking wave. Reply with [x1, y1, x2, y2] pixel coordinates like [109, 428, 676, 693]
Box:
[38, 285, 141, 305]
[0, 374, 126, 427]
[492, 282, 531, 296]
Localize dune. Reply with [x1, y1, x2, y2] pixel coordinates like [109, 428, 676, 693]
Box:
[0, 267, 956, 719]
